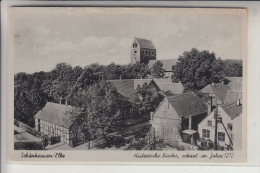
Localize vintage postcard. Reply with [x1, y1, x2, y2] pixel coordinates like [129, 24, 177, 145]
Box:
[9, 7, 247, 163]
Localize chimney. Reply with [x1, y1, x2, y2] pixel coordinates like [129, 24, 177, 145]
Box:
[237, 99, 240, 106]
[65, 99, 68, 106]
[150, 112, 154, 120]
[212, 82, 215, 86]
[208, 97, 212, 115]
[207, 103, 212, 115]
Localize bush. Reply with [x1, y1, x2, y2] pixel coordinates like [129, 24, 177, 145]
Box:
[125, 136, 149, 150]
[93, 134, 126, 149]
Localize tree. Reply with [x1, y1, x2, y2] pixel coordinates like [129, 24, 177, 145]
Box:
[172, 48, 225, 91]
[133, 83, 160, 117]
[222, 59, 242, 77]
[69, 80, 119, 148]
[150, 61, 165, 78]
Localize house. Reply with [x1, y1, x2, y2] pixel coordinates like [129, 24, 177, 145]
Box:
[155, 82, 184, 95]
[224, 77, 242, 91]
[224, 90, 242, 104]
[152, 78, 184, 95]
[148, 59, 178, 77]
[151, 93, 208, 143]
[200, 82, 231, 105]
[198, 99, 242, 150]
[200, 77, 243, 106]
[130, 38, 156, 65]
[109, 79, 163, 118]
[34, 101, 83, 147]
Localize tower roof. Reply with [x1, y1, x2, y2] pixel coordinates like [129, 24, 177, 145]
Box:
[135, 38, 156, 49]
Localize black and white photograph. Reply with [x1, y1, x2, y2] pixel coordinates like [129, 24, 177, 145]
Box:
[9, 7, 246, 162]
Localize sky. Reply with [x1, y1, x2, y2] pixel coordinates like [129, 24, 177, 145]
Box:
[10, 7, 247, 74]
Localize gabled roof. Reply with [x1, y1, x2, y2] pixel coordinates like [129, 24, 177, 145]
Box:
[157, 83, 184, 95]
[200, 83, 231, 103]
[224, 90, 242, 104]
[109, 79, 159, 102]
[109, 79, 135, 102]
[135, 38, 156, 49]
[153, 78, 172, 84]
[167, 93, 207, 119]
[222, 101, 242, 120]
[134, 79, 153, 90]
[34, 102, 82, 128]
[225, 77, 242, 91]
[14, 125, 42, 143]
[148, 59, 178, 71]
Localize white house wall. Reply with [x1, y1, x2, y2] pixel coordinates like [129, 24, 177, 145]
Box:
[152, 99, 182, 142]
[198, 107, 242, 150]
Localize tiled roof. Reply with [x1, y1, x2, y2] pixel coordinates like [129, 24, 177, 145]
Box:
[153, 78, 173, 84]
[167, 93, 207, 119]
[135, 38, 156, 49]
[224, 90, 242, 104]
[200, 83, 231, 103]
[109, 79, 158, 102]
[222, 101, 242, 120]
[157, 83, 184, 95]
[134, 79, 153, 90]
[148, 59, 178, 71]
[225, 77, 242, 91]
[34, 102, 82, 128]
[109, 79, 136, 102]
[14, 125, 42, 143]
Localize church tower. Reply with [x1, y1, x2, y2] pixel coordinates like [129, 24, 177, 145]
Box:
[130, 38, 156, 65]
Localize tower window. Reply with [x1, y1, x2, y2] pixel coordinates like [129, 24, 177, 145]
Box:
[134, 51, 137, 56]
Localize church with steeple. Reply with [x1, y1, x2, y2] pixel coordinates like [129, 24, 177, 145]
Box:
[130, 38, 156, 65]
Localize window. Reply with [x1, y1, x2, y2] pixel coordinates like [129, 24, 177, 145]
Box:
[202, 129, 210, 138]
[134, 50, 137, 56]
[146, 51, 148, 55]
[207, 120, 212, 126]
[218, 132, 225, 142]
[227, 123, 233, 131]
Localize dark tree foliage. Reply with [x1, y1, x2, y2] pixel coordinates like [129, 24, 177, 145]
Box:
[222, 59, 242, 77]
[133, 83, 160, 117]
[69, 80, 119, 145]
[172, 48, 225, 91]
[150, 60, 165, 78]
[14, 62, 151, 128]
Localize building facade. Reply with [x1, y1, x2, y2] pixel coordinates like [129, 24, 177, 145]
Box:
[151, 93, 208, 143]
[130, 38, 156, 65]
[198, 100, 242, 150]
[34, 102, 83, 147]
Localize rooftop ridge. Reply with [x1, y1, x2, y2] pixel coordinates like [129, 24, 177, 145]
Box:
[166, 92, 195, 99]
